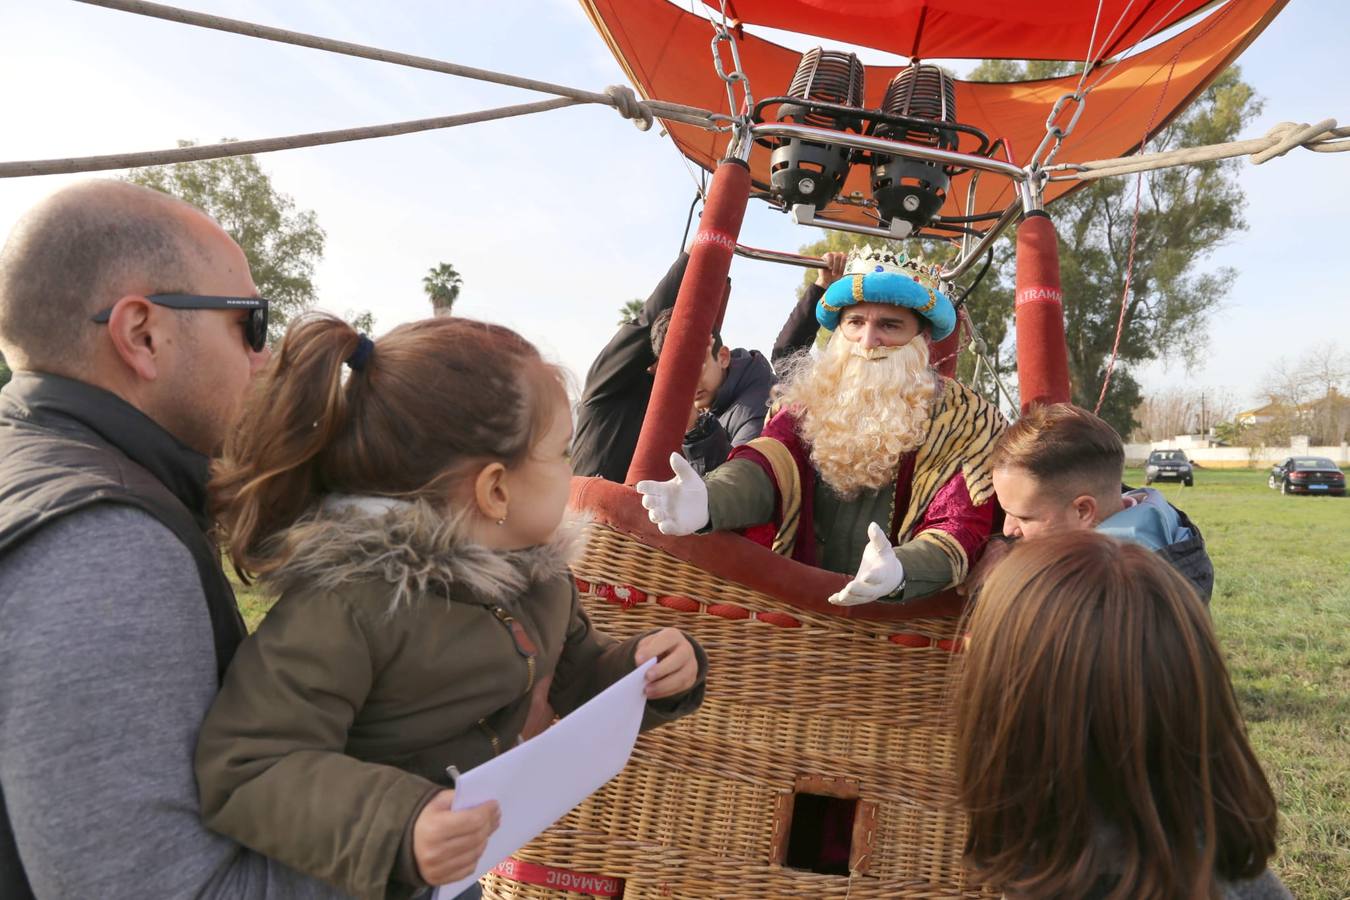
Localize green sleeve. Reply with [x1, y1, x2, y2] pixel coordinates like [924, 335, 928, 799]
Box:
[549, 581, 707, 731]
[548, 581, 642, 718]
[195, 593, 440, 900]
[704, 457, 776, 532]
[888, 540, 961, 603]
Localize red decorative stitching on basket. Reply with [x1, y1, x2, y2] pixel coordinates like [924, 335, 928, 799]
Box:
[754, 611, 802, 628]
[491, 857, 623, 897]
[594, 583, 647, 608]
[579, 575, 966, 651]
[706, 603, 750, 620]
[657, 594, 701, 613]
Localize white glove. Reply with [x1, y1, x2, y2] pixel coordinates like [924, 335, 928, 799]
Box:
[828, 522, 905, 606]
[634, 452, 710, 536]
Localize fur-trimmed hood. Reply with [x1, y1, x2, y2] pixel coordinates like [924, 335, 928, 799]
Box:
[259, 495, 589, 609]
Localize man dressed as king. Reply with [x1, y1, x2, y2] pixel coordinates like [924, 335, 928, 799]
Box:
[637, 245, 1005, 606]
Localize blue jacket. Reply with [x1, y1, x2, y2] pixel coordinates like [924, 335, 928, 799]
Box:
[1099, 488, 1214, 603]
[1098, 488, 1189, 550]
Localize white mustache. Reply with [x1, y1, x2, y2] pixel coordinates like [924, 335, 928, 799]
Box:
[848, 343, 900, 361]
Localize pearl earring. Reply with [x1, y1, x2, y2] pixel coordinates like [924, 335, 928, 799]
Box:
[496, 517, 506, 526]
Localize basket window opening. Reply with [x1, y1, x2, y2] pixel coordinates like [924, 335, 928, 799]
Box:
[784, 792, 858, 876]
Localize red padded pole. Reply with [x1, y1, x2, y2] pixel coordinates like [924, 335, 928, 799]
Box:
[626, 158, 751, 485]
[930, 311, 962, 380]
[1014, 211, 1071, 410]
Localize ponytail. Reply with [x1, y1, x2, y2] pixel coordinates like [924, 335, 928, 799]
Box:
[211, 313, 567, 583]
[211, 315, 363, 581]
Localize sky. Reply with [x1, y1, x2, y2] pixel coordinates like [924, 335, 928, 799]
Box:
[1, 0, 1346, 412]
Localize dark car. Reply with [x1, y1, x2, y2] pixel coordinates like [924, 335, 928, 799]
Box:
[1268, 457, 1347, 496]
[1145, 449, 1194, 486]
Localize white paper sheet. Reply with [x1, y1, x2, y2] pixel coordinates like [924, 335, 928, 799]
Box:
[433, 658, 656, 898]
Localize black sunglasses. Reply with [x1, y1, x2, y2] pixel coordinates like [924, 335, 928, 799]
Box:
[90, 293, 270, 353]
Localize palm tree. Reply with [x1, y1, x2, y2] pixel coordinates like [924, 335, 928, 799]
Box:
[423, 262, 463, 317]
[617, 298, 644, 325]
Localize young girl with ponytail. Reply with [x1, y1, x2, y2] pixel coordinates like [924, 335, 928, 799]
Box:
[195, 315, 706, 900]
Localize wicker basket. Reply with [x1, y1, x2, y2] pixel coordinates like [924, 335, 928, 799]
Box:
[481, 515, 988, 900]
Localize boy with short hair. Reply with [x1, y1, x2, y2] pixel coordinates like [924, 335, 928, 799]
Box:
[990, 403, 1214, 601]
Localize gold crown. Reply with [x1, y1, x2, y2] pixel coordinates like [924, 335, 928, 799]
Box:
[842, 244, 941, 291]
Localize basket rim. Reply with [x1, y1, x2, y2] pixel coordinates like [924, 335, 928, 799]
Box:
[570, 476, 967, 623]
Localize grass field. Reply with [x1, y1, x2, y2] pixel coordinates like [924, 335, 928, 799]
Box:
[1124, 467, 1350, 898]
[231, 571, 273, 632]
[231, 468, 1349, 896]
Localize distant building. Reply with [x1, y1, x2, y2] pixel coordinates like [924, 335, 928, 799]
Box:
[1233, 389, 1350, 443]
[1234, 401, 1285, 427]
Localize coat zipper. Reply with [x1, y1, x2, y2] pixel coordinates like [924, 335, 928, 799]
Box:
[476, 717, 502, 756]
[480, 606, 539, 757]
[490, 606, 537, 693]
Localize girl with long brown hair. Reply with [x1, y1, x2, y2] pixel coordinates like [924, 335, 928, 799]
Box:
[956, 530, 1288, 899]
[194, 315, 706, 900]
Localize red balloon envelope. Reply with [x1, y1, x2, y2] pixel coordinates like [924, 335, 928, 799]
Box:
[580, 0, 1288, 225]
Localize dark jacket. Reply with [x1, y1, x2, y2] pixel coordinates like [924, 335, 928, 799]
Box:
[1158, 504, 1215, 603]
[196, 501, 706, 900]
[571, 253, 692, 482]
[1106, 486, 1215, 603]
[772, 282, 826, 367]
[0, 373, 244, 671]
[682, 347, 775, 476]
[0, 372, 248, 900]
[571, 256, 814, 482]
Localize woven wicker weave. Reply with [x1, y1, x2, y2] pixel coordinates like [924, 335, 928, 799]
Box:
[483, 521, 989, 899]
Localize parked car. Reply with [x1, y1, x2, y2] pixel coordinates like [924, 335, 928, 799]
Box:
[1268, 457, 1347, 496]
[1145, 449, 1194, 486]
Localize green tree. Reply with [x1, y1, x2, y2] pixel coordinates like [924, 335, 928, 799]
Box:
[344, 309, 376, 335]
[0, 353, 11, 390]
[617, 298, 644, 325]
[1211, 419, 1245, 445]
[124, 141, 330, 342]
[962, 62, 1261, 435]
[967, 59, 1083, 82]
[424, 262, 463, 316]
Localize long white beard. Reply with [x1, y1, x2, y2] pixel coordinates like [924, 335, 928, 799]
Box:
[773, 330, 938, 498]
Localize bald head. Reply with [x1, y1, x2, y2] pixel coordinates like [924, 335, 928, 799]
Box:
[0, 180, 215, 372]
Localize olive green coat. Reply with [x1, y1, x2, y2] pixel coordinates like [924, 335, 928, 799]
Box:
[195, 501, 705, 900]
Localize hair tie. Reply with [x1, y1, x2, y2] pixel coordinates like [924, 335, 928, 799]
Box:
[346, 334, 374, 371]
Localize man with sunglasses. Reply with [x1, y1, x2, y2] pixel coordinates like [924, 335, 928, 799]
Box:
[0, 181, 341, 897]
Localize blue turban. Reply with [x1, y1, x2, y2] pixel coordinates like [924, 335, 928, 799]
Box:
[818, 270, 957, 342]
